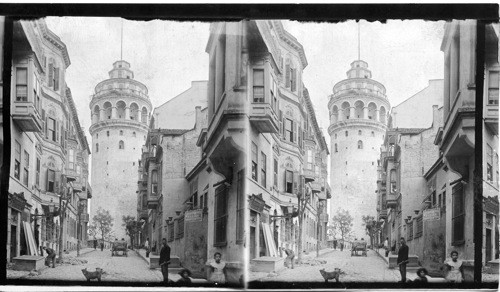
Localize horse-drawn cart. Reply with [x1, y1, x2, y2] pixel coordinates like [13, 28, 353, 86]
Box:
[111, 240, 128, 257]
[351, 240, 367, 257]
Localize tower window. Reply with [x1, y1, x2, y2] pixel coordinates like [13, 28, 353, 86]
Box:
[358, 140, 363, 149]
[119, 140, 124, 149]
[358, 130, 362, 135]
[107, 131, 110, 137]
[345, 131, 348, 137]
[96, 133, 98, 139]
[96, 143, 99, 152]
[133, 132, 136, 137]
[335, 143, 338, 152]
[334, 134, 337, 139]
[120, 130, 123, 136]
[371, 131, 375, 137]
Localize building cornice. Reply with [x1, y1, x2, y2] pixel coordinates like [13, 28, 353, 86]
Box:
[89, 119, 151, 135]
[37, 19, 71, 68]
[272, 20, 308, 69]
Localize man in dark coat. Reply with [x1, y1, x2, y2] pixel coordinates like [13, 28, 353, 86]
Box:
[42, 246, 56, 268]
[397, 237, 409, 283]
[93, 239, 97, 250]
[159, 238, 171, 285]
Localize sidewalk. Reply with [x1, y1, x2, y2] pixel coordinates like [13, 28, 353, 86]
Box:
[134, 248, 209, 284]
[65, 247, 96, 258]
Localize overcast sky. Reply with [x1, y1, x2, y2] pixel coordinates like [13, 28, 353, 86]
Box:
[44, 17, 445, 185]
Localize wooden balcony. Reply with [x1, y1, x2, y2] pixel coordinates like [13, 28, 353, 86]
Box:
[147, 193, 159, 209]
[12, 101, 43, 132]
[485, 104, 498, 135]
[385, 194, 398, 209]
[378, 209, 388, 220]
[249, 102, 279, 133]
[302, 168, 316, 183]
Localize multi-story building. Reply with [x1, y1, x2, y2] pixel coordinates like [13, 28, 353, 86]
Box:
[246, 20, 329, 272]
[137, 81, 208, 276]
[376, 104, 443, 271]
[89, 60, 152, 242]
[436, 20, 498, 267]
[4, 19, 91, 262]
[328, 60, 390, 238]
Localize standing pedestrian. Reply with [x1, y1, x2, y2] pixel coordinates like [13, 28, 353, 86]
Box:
[340, 240, 344, 251]
[384, 237, 389, 257]
[333, 239, 337, 250]
[93, 239, 97, 250]
[42, 246, 56, 268]
[159, 238, 171, 285]
[444, 250, 465, 283]
[397, 237, 409, 283]
[100, 241, 104, 251]
[145, 237, 150, 258]
[282, 247, 295, 269]
[209, 252, 227, 285]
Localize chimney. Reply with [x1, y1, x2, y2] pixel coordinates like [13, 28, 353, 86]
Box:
[195, 106, 202, 129]
[431, 105, 440, 129]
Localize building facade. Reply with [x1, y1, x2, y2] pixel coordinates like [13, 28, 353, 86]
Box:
[4, 19, 91, 262]
[245, 20, 330, 269]
[89, 60, 152, 242]
[436, 20, 498, 267]
[328, 60, 390, 238]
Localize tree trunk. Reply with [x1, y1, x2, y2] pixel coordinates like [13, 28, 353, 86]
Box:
[297, 215, 303, 263]
[58, 215, 64, 262]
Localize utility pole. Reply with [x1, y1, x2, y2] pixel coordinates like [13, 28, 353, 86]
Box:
[76, 198, 82, 257]
[57, 174, 71, 263]
[316, 201, 322, 258]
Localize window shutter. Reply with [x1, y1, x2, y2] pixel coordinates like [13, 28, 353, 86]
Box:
[54, 170, 61, 194]
[46, 168, 49, 192]
[42, 109, 47, 138]
[298, 126, 302, 149]
[54, 68, 59, 91]
[293, 171, 299, 194]
[282, 117, 286, 138]
[291, 69, 296, 92]
[285, 64, 290, 88]
[48, 62, 53, 87]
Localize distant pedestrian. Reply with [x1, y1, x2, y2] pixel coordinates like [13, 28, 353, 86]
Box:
[444, 251, 464, 283]
[282, 247, 295, 269]
[93, 239, 97, 250]
[100, 242, 104, 251]
[384, 237, 389, 257]
[42, 246, 56, 268]
[333, 240, 337, 250]
[209, 252, 227, 285]
[391, 240, 397, 255]
[340, 241, 344, 251]
[159, 238, 171, 285]
[145, 237, 150, 258]
[397, 237, 409, 283]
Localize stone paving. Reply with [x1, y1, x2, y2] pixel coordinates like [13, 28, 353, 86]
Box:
[249, 248, 400, 283]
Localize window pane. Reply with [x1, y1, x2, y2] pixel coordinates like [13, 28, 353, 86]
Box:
[253, 69, 264, 86]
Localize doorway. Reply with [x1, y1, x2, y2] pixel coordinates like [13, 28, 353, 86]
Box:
[10, 225, 17, 261]
[486, 228, 492, 262]
[250, 226, 256, 259]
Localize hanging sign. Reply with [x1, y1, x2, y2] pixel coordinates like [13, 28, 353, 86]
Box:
[184, 209, 203, 222]
[423, 208, 440, 221]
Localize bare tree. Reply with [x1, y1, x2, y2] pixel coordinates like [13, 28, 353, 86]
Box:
[331, 208, 353, 245]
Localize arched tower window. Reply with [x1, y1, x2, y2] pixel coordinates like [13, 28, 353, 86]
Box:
[354, 100, 364, 119]
[345, 131, 348, 137]
[104, 101, 112, 119]
[380, 106, 387, 124]
[368, 102, 377, 120]
[107, 131, 110, 137]
[334, 133, 337, 139]
[141, 107, 148, 124]
[371, 131, 375, 137]
[358, 130, 362, 135]
[335, 143, 338, 152]
[331, 105, 338, 123]
[93, 105, 100, 123]
[96, 143, 99, 152]
[341, 102, 350, 120]
[120, 130, 123, 136]
[130, 103, 139, 121]
[358, 140, 363, 149]
[119, 140, 124, 149]
[133, 132, 136, 137]
[116, 100, 126, 119]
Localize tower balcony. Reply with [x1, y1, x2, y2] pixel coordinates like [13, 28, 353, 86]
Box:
[249, 102, 279, 133]
[12, 101, 43, 132]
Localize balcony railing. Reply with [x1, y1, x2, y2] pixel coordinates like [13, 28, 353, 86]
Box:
[249, 102, 279, 133]
[12, 101, 43, 132]
[147, 193, 159, 209]
[385, 194, 398, 209]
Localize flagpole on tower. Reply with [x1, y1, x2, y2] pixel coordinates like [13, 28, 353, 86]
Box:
[120, 19, 124, 60]
[358, 21, 361, 60]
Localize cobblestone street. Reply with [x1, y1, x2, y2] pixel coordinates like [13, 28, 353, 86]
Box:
[249, 249, 400, 283]
[7, 248, 170, 283]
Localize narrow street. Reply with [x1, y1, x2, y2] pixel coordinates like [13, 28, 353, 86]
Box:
[249, 248, 400, 283]
[9, 249, 164, 283]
